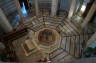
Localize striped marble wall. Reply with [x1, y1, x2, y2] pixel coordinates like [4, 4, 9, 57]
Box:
[59, 0, 72, 12]
[0, 0, 16, 16]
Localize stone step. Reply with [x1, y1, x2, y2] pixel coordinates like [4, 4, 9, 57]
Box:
[45, 21, 59, 26]
[63, 25, 73, 36]
[24, 21, 33, 26]
[44, 17, 62, 24]
[66, 20, 80, 34]
[58, 25, 69, 36]
[61, 37, 67, 49]
[27, 25, 33, 28]
[50, 49, 64, 59]
[71, 20, 81, 29]
[59, 55, 76, 63]
[61, 35, 84, 58]
[28, 30, 35, 38]
[59, 31, 67, 37]
[31, 25, 45, 31]
[69, 36, 76, 55]
[38, 17, 43, 21]
[64, 21, 77, 35]
[45, 24, 57, 29]
[59, 22, 78, 36]
[65, 37, 71, 52]
[51, 51, 68, 62]
[23, 50, 43, 62]
[74, 35, 80, 57]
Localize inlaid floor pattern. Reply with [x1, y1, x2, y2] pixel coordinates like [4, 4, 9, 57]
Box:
[13, 16, 93, 63]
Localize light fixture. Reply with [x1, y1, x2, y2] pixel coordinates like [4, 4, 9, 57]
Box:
[81, 4, 86, 13]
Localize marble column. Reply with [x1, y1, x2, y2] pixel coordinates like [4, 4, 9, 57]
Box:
[0, 8, 13, 33]
[81, 0, 96, 28]
[35, 0, 39, 16]
[51, 0, 58, 17]
[68, 0, 76, 19]
[14, 0, 23, 20]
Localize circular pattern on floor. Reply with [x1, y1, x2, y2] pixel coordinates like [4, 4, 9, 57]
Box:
[32, 28, 61, 53]
[38, 29, 56, 46]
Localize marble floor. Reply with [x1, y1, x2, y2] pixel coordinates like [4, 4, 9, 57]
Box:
[12, 16, 93, 63]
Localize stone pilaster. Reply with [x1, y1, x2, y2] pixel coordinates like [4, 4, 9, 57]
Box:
[0, 8, 13, 33]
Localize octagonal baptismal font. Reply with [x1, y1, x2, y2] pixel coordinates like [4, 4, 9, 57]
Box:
[32, 28, 61, 53]
[38, 29, 56, 46]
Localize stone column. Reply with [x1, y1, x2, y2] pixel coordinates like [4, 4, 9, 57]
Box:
[51, 0, 58, 17]
[14, 0, 23, 20]
[0, 8, 13, 33]
[68, 0, 76, 19]
[35, 0, 39, 16]
[81, 0, 96, 28]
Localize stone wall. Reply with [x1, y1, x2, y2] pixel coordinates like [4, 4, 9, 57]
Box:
[0, 0, 16, 16]
[59, 0, 72, 12]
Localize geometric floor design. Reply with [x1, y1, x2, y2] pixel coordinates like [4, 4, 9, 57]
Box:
[12, 16, 93, 63]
